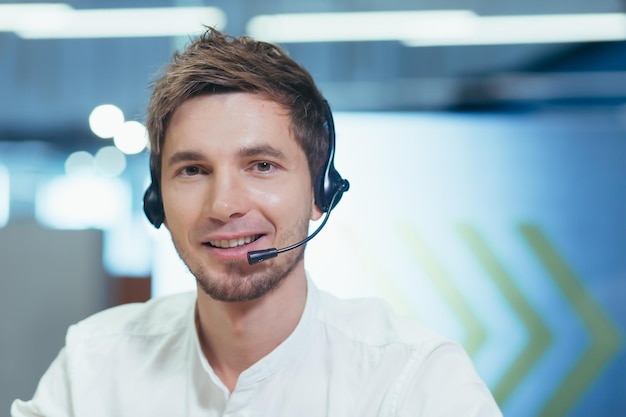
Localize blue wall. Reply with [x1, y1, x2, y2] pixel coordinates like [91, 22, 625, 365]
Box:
[307, 110, 625, 417]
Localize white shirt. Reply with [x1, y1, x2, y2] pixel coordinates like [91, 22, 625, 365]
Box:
[12, 279, 502, 417]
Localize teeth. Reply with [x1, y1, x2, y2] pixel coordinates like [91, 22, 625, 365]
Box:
[209, 235, 256, 249]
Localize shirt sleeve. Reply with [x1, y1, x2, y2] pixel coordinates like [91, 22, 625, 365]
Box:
[11, 348, 73, 417]
[395, 342, 503, 417]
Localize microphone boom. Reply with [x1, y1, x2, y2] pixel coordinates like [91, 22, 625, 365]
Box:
[246, 182, 346, 265]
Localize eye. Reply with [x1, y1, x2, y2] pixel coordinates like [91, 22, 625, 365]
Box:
[181, 165, 201, 176]
[255, 161, 273, 172]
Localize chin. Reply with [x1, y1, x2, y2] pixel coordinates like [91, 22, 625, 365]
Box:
[194, 249, 304, 302]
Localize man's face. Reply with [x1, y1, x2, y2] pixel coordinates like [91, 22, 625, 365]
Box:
[160, 92, 322, 302]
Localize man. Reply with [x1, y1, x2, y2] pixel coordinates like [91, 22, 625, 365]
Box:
[12, 28, 502, 416]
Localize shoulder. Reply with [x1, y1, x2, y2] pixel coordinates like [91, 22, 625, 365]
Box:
[315, 291, 501, 415]
[316, 290, 450, 350]
[67, 291, 196, 343]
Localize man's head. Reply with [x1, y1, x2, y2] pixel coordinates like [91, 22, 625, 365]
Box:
[146, 27, 329, 188]
[143, 28, 344, 302]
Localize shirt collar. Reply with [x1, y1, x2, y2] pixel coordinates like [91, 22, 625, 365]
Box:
[190, 275, 320, 391]
[236, 275, 319, 386]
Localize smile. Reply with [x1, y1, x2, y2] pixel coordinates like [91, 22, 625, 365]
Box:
[205, 235, 262, 249]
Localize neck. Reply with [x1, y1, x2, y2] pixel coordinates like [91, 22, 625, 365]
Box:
[195, 270, 308, 392]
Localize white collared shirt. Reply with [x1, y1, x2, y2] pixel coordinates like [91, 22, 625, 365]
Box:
[12, 278, 502, 417]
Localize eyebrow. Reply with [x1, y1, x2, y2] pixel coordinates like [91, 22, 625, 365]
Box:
[166, 150, 206, 167]
[239, 144, 286, 160]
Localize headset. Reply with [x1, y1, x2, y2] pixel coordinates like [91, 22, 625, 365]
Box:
[143, 99, 349, 230]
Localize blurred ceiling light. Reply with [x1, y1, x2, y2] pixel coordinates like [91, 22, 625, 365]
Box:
[89, 104, 125, 139]
[0, 4, 225, 39]
[0, 3, 71, 33]
[403, 13, 626, 46]
[114, 121, 148, 155]
[0, 165, 9, 228]
[247, 11, 626, 46]
[248, 10, 476, 43]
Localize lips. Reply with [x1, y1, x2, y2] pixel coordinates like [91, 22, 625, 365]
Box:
[204, 234, 262, 249]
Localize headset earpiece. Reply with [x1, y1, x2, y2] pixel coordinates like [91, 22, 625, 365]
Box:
[143, 158, 165, 228]
[314, 100, 350, 212]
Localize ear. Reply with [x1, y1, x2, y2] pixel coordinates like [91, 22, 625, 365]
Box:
[161, 207, 169, 229]
[310, 194, 323, 221]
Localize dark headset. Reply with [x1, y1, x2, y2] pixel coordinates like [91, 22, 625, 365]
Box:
[143, 100, 349, 228]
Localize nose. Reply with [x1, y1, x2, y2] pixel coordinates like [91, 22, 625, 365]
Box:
[203, 169, 251, 223]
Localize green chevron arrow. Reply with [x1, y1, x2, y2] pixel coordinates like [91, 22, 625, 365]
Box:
[399, 226, 487, 357]
[519, 224, 622, 417]
[458, 223, 552, 406]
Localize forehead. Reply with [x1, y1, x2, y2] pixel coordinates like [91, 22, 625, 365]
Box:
[162, 92, 299, 155]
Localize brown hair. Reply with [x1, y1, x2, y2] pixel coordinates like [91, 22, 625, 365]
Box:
[146, 27, 329, 184]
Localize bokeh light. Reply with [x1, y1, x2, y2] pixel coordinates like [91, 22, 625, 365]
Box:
[0, 164, 9, 227]
[35, 175, 130, 230]
[64, 151, 95, 177]
[89, 104, 125, 139]
[95, 146, 127, 177]
[113, 121, 148, 155]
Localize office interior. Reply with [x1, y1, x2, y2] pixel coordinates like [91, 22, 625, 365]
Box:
[1, 1, 625, 416]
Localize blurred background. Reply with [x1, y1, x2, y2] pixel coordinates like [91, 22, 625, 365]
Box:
[1, 0, 625, 416]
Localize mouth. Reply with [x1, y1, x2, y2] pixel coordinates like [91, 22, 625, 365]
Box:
[203, 234, 263, 249]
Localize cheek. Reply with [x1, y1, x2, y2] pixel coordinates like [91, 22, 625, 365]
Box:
[253, 181, 312, 211]
[162, 186, 204, 225]
[257, 192, 283, 210]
